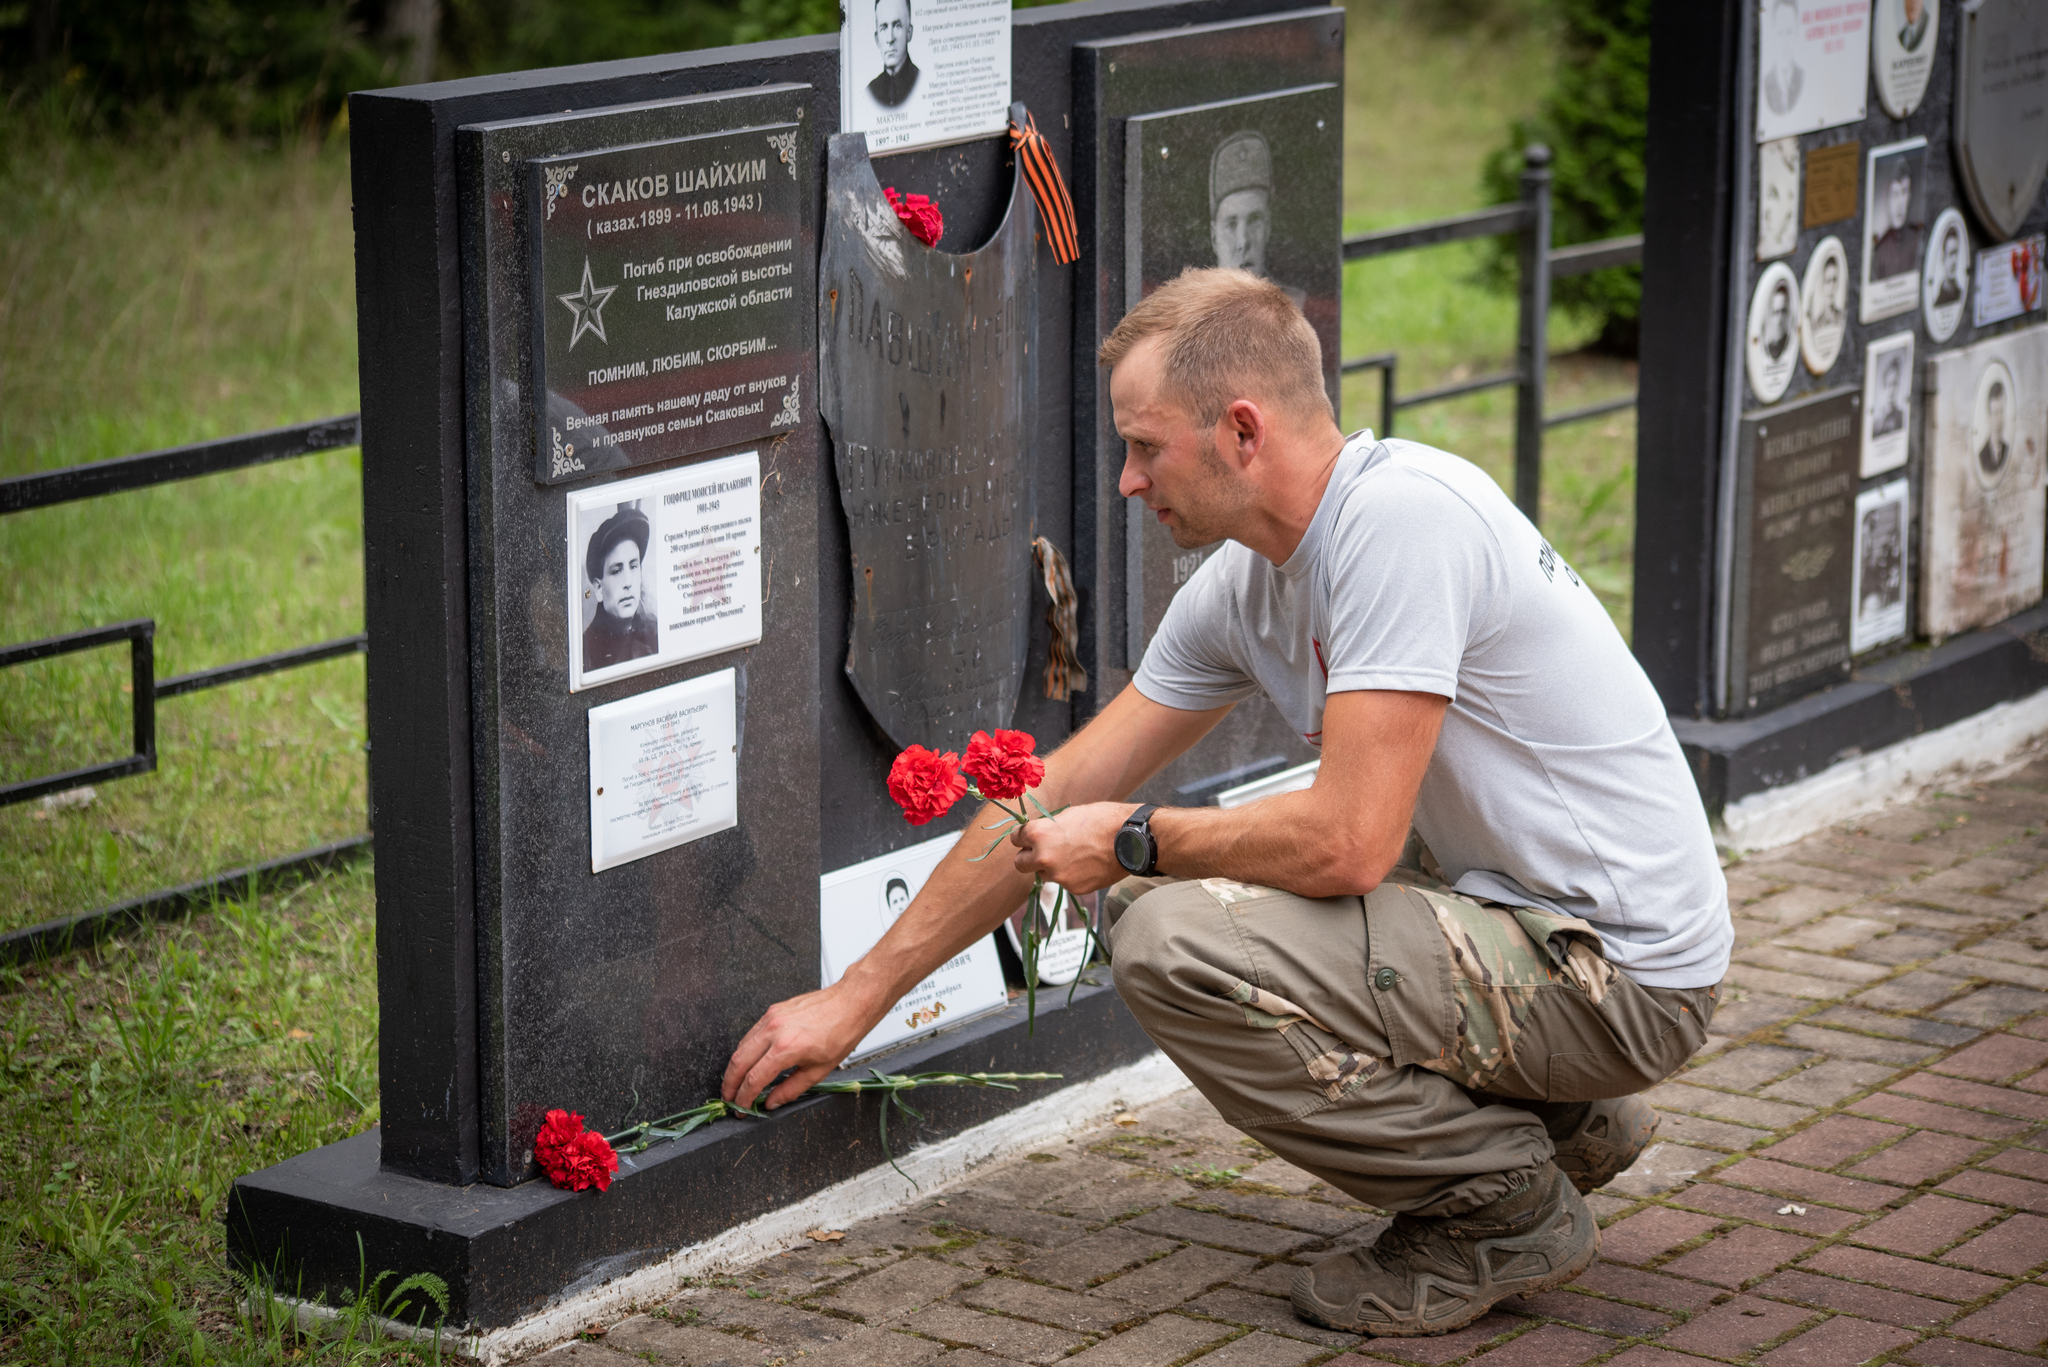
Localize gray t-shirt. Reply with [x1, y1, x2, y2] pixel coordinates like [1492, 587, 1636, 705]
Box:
[1135, 433, 1730, 989]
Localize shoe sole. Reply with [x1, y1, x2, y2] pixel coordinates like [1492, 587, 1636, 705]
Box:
[1291, 1188, 1602, 1337]
[1555, 1095, 1659, 1195]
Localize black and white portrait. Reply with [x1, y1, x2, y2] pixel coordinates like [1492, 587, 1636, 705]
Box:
[1973, 361, 2017, 488]
[1762, 0, 1805, 116]
[1863, 138, 1928, 322]
[1861, 329, 1914, 477]
[1900, 0, 1930, 49]
[881, 875, 912, 928]
[1800, 236, 1849, 375]
[1757, 137, 1801, 260]
[1746, 260, 1801, 402]
[579, 500, 660, 673]
[1851, 478, 1910, 652]
[867, 0, 919, 108]
[1922, 208, 1970, 342]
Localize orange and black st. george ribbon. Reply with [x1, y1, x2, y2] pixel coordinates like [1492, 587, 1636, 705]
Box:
[1008, 107, 1079, 266]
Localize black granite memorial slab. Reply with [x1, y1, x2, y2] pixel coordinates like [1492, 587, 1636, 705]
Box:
[818, 128, 1039, 752]
[1726, 386, 1860, 715]
[458, 87, 821, 1187]
[1073, 9, 1340, 805]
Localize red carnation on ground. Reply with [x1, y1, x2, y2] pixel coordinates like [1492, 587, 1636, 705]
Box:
[888, 745, 967, 825]
[534, 1109, 619, 1193]
[962, 729, 1045, 801]
[885, 187, 944, 248]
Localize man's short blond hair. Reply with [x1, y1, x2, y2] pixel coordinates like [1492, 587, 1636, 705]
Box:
[1098, 267, 1329, 427]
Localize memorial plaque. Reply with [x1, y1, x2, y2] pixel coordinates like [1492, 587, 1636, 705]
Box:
[587, 667, 741, 872]
[1800, 235, 1850, 375]
[1760, 137, 1802, 257]
[1973, 234, 2046, 326]
[1862, 329, 1916, 475]
[1123, 83, 1342, 663]
[1921, 321, 2048, 636]
[1728, 387, 1860, 713]
[1755, 0, 1871, 141]
[1872, 0, 1939, 118]
[817, 128, 1037, 752]
[531, 128, 805, 483]
[1863, 138, 1929, 323]
[1955, 0, 2048, 242]
[1852, 477, 1911, 652]
[1747, 260, 1802, 402]
[1804, 140, 1860, 228]
[1925, 206, 1973, 341]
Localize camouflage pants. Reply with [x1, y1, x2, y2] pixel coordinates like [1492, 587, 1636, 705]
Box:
[1104, 873, 1717, 1217]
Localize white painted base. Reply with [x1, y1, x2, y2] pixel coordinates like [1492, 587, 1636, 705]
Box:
[1718, 689, 2048, 853]
[275, 1051, 1192, 1365]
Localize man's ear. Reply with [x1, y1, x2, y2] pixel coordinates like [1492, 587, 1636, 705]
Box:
[1219, 398, 1267, 468]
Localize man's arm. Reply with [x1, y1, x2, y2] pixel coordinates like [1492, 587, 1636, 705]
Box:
[720, 683, 1231, 1109]
[1010, 688, 1447, 901]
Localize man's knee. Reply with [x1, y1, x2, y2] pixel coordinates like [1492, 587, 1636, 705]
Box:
[1105, 879, 1215, 1012]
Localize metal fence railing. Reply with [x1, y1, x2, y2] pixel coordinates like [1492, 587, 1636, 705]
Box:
[1341, 143, 1643, 526]
[0, 417, 370, 966]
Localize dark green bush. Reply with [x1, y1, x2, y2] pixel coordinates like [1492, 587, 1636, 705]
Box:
[1481, 0, 1648, 353]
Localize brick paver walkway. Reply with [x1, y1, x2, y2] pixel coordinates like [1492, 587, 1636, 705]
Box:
[532, 760, 2048, 1367]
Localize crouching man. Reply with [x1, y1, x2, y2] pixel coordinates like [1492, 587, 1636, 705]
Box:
[722, 268, 1731, 1337]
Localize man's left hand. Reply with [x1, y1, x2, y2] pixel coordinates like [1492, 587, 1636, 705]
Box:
[1011, 802, 1138, 895]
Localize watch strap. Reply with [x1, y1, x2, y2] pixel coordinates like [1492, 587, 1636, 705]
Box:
[1121, 804, 1160, 876]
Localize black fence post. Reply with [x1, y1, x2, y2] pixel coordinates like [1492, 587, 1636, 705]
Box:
[1514, 143, 1552, 525]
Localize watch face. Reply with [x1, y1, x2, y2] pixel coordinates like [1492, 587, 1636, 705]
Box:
[1114, 825, 1148, 874]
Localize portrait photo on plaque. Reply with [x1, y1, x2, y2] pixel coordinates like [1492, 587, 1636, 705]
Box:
[1871, 0, 1937, 118]
[566, 450, 764, 692]
[1758, 137, 1801, 259]
[1921, 323, 2048, 637]
[838, 0, 1010, 154]
[1004, 882, 1096, 988]
[1862, 329, 1915, 476]
[1862, 138, 1928, 323]
[587, 667, 740, 873]
[1755, 0, 1870, 141]
[818, 832, 1008, 1061]
[1852, 478, 1911, 653]
[1924, 207, 1972, 343]
[1974, 236, 2045, 330]
[1747, 260, 1802, 403]
[1801, 236, 1849, 375]
[528, 128, 805, 485]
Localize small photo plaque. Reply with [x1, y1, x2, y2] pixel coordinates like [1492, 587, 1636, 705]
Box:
[820, 833, 1009, 1061]
[1861, 330, 1914, 477]
[1755, 0, 1870, 142]
[1923, 207, 1971, 343]
[1861, 138, 1928, 324]
[1973, 236, 2046, 330]
[1758, 137, 1801, 259]
[839, 0, 1011, 154]
[587, 667, 740, 872]
[1803, 140, 1860, 229]
[1851, 478, 1910, 653]
[567, 451, 763, 693]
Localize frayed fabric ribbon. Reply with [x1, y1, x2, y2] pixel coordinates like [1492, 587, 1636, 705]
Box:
[1032, 536, 1088, 700]
[1008, 104, 1079, 266]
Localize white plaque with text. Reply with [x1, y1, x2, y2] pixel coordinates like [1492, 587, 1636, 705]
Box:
[839, 0, 1011, 155]
[587, 668, 739, 872]
[567, 451, 763, 692]
[821, 831, 1009, 1061]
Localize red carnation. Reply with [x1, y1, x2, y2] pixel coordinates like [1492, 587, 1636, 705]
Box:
[888, 745, 967, 825]
[961, 729, 1045, 801]
[884, 187, 945, 248]
[534, 1108, 619, 1193]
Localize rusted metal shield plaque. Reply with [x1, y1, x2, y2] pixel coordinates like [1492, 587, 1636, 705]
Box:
[818, 132, 1039, 751]
[1955, 0, 2048, 241]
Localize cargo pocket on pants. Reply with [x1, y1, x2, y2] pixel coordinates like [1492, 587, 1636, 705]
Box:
[1220, 978, 1384, 1106]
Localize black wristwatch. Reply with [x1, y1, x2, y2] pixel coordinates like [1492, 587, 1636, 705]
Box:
[1114, 804, 1161, 876]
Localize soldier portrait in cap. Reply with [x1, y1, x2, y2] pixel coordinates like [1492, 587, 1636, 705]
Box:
[867, 0, 920, 109]
[580, 501, 661, 672]
[1208, 130, 1306, 310]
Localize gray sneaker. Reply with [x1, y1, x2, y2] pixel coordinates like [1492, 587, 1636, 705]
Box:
[1552, 1096, 1658, 1194]
[1290, 1161, 1599, 1337]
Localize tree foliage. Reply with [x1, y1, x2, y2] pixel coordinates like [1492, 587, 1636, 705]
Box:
[1481, 0, 1649, 352]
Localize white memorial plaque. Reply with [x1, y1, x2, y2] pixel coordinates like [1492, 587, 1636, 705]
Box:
[820, 832, 1009, 1061]
[1861, 329, 1915, 475]
[1973, 236, 2046, 329]
[1755, 0, 1871, 142]
[1921, 322, 2048, 636]
[567, 450, 763, 692]
[1758, 137, 1802, 260]
[1852, 478, 1910, 652]
[1003, 882, 1094, 987]
[1862, 138, 1928, 323]
[1923, 207, 1972, 343]
[587, 668, 740, 872]
[1801, 236, 1850, 375]
[1747, 261, 1802, 403]
[1870, 0, 1938, 118]
[839, 0, 1011, 155]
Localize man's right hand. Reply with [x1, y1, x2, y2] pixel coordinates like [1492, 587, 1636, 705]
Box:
[722, 980, 882, 1110]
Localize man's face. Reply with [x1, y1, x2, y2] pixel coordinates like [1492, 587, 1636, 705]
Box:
[874, 0, 911, 73]
[1211, 188, 1271, 276]
[1904, 0, 1923, 22]
[886, 883, 909, 917]
[1821, 258, 1840, 299]
[1883, 361, 1903, 402]
[1774, 4, 1798, 41]
[1944, 233, 1961, 279]
[1990, 390, 2007, 441]
[1112, 337, 1256, 550]
[1768, 291, 1790, 339]
[1888, 174, 1911, 229]
[597, 538, 642, 620]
